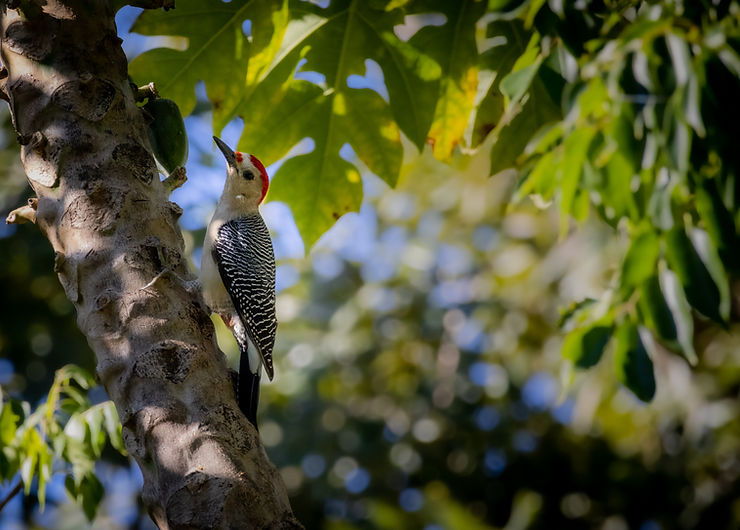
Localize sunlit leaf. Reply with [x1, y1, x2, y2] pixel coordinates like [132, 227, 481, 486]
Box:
[129, 0, 287, 127]
[559, 126, 595, 234]
[659, 264, 698, 365]
[621, 227, 660, 290]
[422, 0, 488, 159]
[236, 1, 409, 246]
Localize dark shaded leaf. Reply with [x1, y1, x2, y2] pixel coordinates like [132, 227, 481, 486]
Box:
[664, 226, 723, 323]
[562, 322, 613, 369]
[614, 321, 656, 402]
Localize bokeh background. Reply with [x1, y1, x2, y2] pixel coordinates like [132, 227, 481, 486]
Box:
[1, 5, 740, 530]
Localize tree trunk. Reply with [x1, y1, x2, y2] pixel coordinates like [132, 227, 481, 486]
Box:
[0, 1, 301, 528]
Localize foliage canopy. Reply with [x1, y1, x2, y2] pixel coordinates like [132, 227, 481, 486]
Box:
[129, 0, 740, 400]
[1, 0, 740, 526]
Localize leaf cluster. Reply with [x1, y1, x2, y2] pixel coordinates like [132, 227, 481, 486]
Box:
[0, 365, 123, 521]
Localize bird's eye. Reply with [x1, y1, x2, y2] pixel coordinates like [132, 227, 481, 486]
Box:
[243, 170, 255, 181]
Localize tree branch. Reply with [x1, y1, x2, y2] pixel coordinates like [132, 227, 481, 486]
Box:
[0, 1, 301, 528]
[0, 481, 22, 512]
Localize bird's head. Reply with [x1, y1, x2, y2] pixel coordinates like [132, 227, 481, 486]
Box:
[213, 136, 269, 207]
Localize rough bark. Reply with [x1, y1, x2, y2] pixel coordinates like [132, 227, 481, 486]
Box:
[0, 1, 302, 528]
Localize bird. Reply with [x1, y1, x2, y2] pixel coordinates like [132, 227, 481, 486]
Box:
[200, 136, 276, 428]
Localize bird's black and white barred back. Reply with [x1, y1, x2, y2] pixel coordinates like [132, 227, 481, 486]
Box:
[212, 214, 276, 379]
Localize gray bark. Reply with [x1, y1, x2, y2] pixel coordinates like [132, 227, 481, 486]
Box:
[0, 1, 302, 528]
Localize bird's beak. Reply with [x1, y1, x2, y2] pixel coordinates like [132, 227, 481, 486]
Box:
[213, 136, 237, 169]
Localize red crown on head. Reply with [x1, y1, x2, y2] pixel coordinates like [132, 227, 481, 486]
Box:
[250, 154, 269, 204]
[235, 152, 244, 164]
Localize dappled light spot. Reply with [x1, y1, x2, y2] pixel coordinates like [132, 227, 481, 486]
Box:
[393, 13, 447, 42]
[331, 456, 359, 484]
[332, 92, 347, 115]
[483, 449, 506, 477]
[493, 244, 537, 278]
[260, 420, 283, 447]
[385, 410, 410, 438]
[0, 359, 15, 384]
[472, 225, 499, 251]
[412, 418, 440, 443]
[275, 293, 301, 322]
[287, 343, 314, 368]
[280, 466, 303, 492]
[390, 443, 421, 473]
[344, 468, 370, 494]
[313, 252, 344, 280]
[322, 407, 346, 432]
[521, 372, 558, 411]
[474, 406, 501, 431]
[512, 431, 537, 453]
[446, 449, 470, 474]
[241, 19, 251, 39]
[560, 492, 591, 519]
[302, 454, 326, 478]
[399, 488, 424, 512]
[469, 362, 509, 398]
[551, 398, 575, 425]
[345, 167, 361, 183]
[402, 243, 434, 271]
[430, 278, 474, 307]
[378, 191, 417, 222]
[276, 264, 299, 292]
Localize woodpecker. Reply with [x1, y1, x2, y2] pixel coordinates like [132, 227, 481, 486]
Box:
[201, 136, 276, 428]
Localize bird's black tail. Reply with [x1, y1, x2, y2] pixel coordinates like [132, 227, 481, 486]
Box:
[233, 326, 260, 429]
[238, 349, 261, 429]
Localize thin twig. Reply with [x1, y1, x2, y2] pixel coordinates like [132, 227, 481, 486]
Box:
[0, 481, 23, 512]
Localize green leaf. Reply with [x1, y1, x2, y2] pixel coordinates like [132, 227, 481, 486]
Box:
[557, 297, 597, 328]
[56, 364, 95, 390]
[36, 444, 53, 509]
[20, 428, 42, 494]
[237, 1, 406, 246]
[664, 225, 723, 323]
[419, 0, 488, 159]
[659, 264, 698, 365]
[489, 72, 561, 176]
[614, 321, 656, 402]
[84, 406, 105, 458]
[129, 0, 288, 127]
[638, 275, 678, 343]
[688, 227, 730, 324]
[102, 402, 124, 453]
[473, 20, 530, 146]
[500, 58, 542, 104]
[559, 126, 595, 234]
[621, 227, 660, 290]
[695, 177, 739, 270]
[65, 473, 104, 522]
[0, 399, 21, 446]
[562, 321, 613, 369]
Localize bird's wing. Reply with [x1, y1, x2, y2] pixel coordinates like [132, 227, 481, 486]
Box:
[212, 215, 276, 379]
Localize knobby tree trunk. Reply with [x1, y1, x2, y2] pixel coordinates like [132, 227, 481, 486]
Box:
[0, 1, 302, 528]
